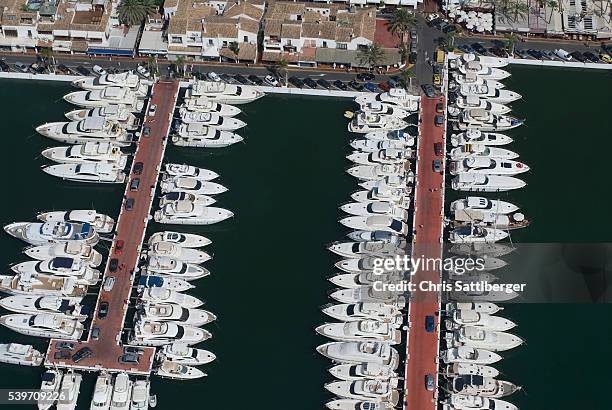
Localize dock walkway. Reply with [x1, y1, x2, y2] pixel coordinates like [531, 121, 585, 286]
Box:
[403, 96, 446, 409]
[44, 80, 180, 375]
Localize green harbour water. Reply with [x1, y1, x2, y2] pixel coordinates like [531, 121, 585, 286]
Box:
[0, 67, 610, 409]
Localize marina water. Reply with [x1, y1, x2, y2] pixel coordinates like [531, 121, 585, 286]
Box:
[0, 68, 610, 408]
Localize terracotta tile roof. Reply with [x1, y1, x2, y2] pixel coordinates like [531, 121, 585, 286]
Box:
[281, 22, 301, 39]
[264, 18, 282, 36]
[224, 1, 264, 21]
[219, 41, 256, 60]
[202, 17, 238, 38]
[238, 16, 260, 34]
[168, 17, 189, 35]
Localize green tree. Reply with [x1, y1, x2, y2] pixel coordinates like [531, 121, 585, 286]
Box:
[494, 0, 529, 24]
[503, 32, 520, 54]
[39, 47, 55, 72]
[388, 9, 417, 45]
[117, 0, 157, 26]
[400, 69, 415, 90]
[147, 55, 158, 77]
[175, 55, 187, 77]
[358, 43, 385, 71]
[276, 58, 289, 87]
[228, 42, 240, 63]
[535, 0, 560, 24]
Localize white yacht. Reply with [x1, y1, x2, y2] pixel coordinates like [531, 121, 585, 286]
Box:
[446, 326, 523, 351]
[348, 113, 408, 133]
[450, 197, 519, 215]
[164, 163, 218, 181]
[0, 295, 86, 320]
[139, 287, 203, 308]
[148, 231, 211, 248]
[161, 176, 227, 195]
[364, 129, 415, 143]
[451, 174, 526, 192]
[358, 101, 410, 118]
[0, 313, 84, 339]
[147, 241, 210, 264]
[451, 74, 505, 89]
[350, 138, 414, 153]
[73, 72, 148, 96]
[90, 372, 113, 410]
[0, 273, 88, 297]
[450, 375, 520, 398]
[316, 320, 402, 344]
[451, 155, 529, 175]
[451, 96, 511, 115]
[43, 163, 126, 184]
[4, 221, 99, 246]
[179, 111, 246, 131]
[36, 118, 131, 146]
[322, 303, 402, 325]
[456, 61, 511, 80]
[328, 241, 405, 260]
[347, 148, 411, 166]
[159, 192, 216, 207]
[326, 399, 395, 410]
[340, 216, 409, 235]
[57, 371, 82, 410]
[25, 241, 102, 267]
[441, 347, 502, 365]
[159, 342, 216, 366]
[154, 201, 233, 225]
[446, 302, 502, 315]
[442, 394, 518, 410]
[137, 275, 194, 292]
[38, 369, 63, 410]
[453, 209, 529, 230]
[110, 373, 132, 410]
[186, 81, 264, 104]
[450, 53, 509, 69]
[449, 145, 518, 160]
[347, 163, 408, 181]
[446, 310, 516, 331]
[37, 210, 115, 234]
[64, 87, 145, 111]
[359, 173, 412, 191]
[12, 257, 100, 282]
[329, 362, 397, 382]
[445, 363, 500, 378]
[346, 230, 403, 244]
[138, 302, 216, 326]
[449, 225, 509, 243]
[130, 319, 210, 346]
[65, 105, 139, 130]
[156, 360, 206, 379]
[330, 287, 405, 307]
[449, 289, 520, 303]
[180, 97, 242, 116]
[172, 122, 243, 148]
[459, 83, 522, 104]
[351, 187, 410, 208]
[42, 142, 128, 168]
[455, 109, 523, 132]
[317, 341, 399, 369]
[340, 201, 408, 220]
[0, 343, 43, 366]
[130, 379, 150, 410]
[356, 88, 420, 112]
[145, 256, 208, 281]
[450, 130, 513, 147]
[325, 380, 399, 405]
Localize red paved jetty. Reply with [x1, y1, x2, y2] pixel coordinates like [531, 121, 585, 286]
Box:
[45, 80, 180, 375]
[403, 96, 446, 409]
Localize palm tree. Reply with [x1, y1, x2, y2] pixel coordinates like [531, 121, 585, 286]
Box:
[494, 0, 529, 24]
[446, 31, 457, 50]
[147, 55, 158, 77]
[228, 42, 240, 63]
[39, 47, 55, 72]
[276, 59, 289, 87]
[400, 69, 415, 91]
[358, 43, 385, 71]
[388, 9, 417, 45]
[535, 0, 560, 24]
[175, 55, 187, 77]
[117, 0, 157, 26]
[503, 32, 520, 55]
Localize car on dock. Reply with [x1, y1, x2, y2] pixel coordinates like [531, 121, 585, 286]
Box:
[570, 51, 587, 62]
[207, 72, 221, 82]
[356, 72, 375, 82]
[582, 52, 600, 63]
[14, 62, 28, 72]
[103, 276, 116, 292]
[433, 159, 443, 173]
[425, 374, 435, 391]
[264, 75, 279, 87]
[130, 178, 140, 192]
[233, 74, 249, 84]
[142, 126, 151, 138]
[75, 66, 91, 76]
[54, 350, 71, 360]
[434, 115, 444, 127]
[303, 78, 318, 88]
[124, 346, 145, 355]
[109, 258, 119, 272]
[137, 65, 150, 78]
[56, 342, 75, 350]
[422, 84, 436, 98]
[364, 82, 378, 92]
[115, 240, 124, 254]
[148, 104, 157, 117]
[125, 198, 135, 211]
[471, 43, 488, 55]
[119, 353, 140, 365]
[248, 74, 264, 85]
[133, 162, 143, 175]
[72, 347, 93, 363]
[334, 80, 349, 91]
[288, 77, 304, 88]
[92, 326, 100, 340]
[435, 102, 444, 113]
[425, 315, 435, 332]
[98, 302, 109, 319]
[317, 78, 331, 89]
[93, 65, 107, 76]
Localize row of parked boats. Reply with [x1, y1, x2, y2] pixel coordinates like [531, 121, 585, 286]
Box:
[440, 53, 526, 410]
[316, 90, 419, 410]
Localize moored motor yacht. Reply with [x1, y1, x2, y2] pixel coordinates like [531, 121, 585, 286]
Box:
[130, 379, 150, 410]
[158, 342, 216, 366]
[441, 346, 502, 365]
[335, 256, 399, 274]
[38, 369, 63, 410]
[451, 74, 505, 89]
[179, 111, 246, 131]
[451, 174, 526, 192]
[449, 225, 509, 243]
[137, 275, 194, 292]
[346, 230, 403, 244]
[138, 301, 216, 326]
[455, 61, 511, 80]
[451, 95, 511, 115]
[130, 319, 210, 346]
[359, 174, 412, 192]
[329, 362, 397, 381]
[12, 258, 100, 283]
[358, 101, 410, 118]
[72, 71, 147, 95]
[445, 326, 524, 351]
[347, 148, 412, 166]
[347, 163, 409, 181]
[25, 241, 102, 267]
[340, 201, 408, 220]
[330, 286, 405, 307]
[0, 273, 88, 297]
[64, 87, 144, 111]
[355, 88, 420, 111]
[0, 295, 86, 320]
[159, 192, 216, 207]
[180, 97, 242, 116]
[37, 210, 115, 234]
[145, 256, 208, 281]
[449, 288, 520, 303]
[450, 53, 509, 69]
[65, 105, 139, 130]
[450, 130, 513, 147]
[172, 122, 243, 148]
[446, 310, 516, 331]
[164, 163, 219, 181]
[139, 287, 203, 308]
[57, 371, 82, 410]
[446, 302, 502, 315]
[43, 163, 126, 184]
[148, 231, 211, 248]
[0, 313, 84, 339]
[449, 144, 518, 160]
[350, 187, 410, 208]
[36, 118, 131, 146]
[317, 341, 399, 369]
[442, 394, 518, 410]
[328, 240, 406, 259]
[155, 360, 206, 379]
[452, 210, 529, 230]
[325, 379, 399, 405]
[326, 399, 395, 410]
[109, 372, 131, 410]
[146, 241, 211, 264]
[445, 363, 500, 378]
[455, 109, 523, 132]
[459, 83, 522, 104]
[350, 138, 414, 153]
[451, 375, 520, 398]
[42, 142, 128, 168]
[0, 343, 43, 366]
[160, 176, 227, 195]
[316, 320, 402, 344]
[450, 197, 519, 214]
[329, 272, 399, 290]
[348, 113, 408, 133]
[154, 201, 233, 225]
[90, 372, 112, 410]
[186, 81, 264, 104]
[340, 215, 409, 235]
[322, 303, 402, 325]
[4, 221, 99, 246]
[364, 129, 415, 143]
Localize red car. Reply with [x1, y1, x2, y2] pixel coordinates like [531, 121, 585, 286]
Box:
[378, 82, 391, 92]
[115, 240, 125, 254]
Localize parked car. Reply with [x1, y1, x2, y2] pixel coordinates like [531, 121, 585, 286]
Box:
[356, 72, 375, 82]
[426, 13, 441, 26]
[471, 43, 488, 55]
[348, 81, 364, 91]
[54, 350, 71, 360]
[91, 326, 100, 340]
[489, 47, 509, 58]
[133, 162, 143, 175]
[433, 74, 441, 86]
[410, 30, 418, 41]
[119, 353, 139, 364]
[378, 82, 391, 92]
[142, 126, 150, 137]
[72, 347, 93, 363]
[103, 276, 115, 292]
[425, 315, 435, 332]
[435, 102, 444, 114]
[29, 63, 46, 74]
[233, 74, 249, 84]
[109, 258, 119, 272]
[434, 115, 444, 127]
[316, 78, 331, 89]
[582, 51, 600, 63]
[527, 49, 544, 59]
[130, 178, 140, 192]
[514, 49, 531, 59]
[207, 72, 221, 82]
[219, 73, 234, 83]
[364, 82, 378, 92]
[457, 44, 475, 54]
[554, 49, 572, 61]
[137, 65, 150, 78]
[56, 64, 69, 74]
[98, 302, 109, 319]
[124, 346, 145, 355]
[425, 374, 435, 391]
[333, 80, 349, 91]
[92, 65, 107, 76]
[421, 84, 436, 98]
[303, 78, 318, 88]
[75, 65, 90, 76]
[443, 24, 457, 34]
[248, 74, 264, 85]
[601, 53, 612, 63]
[570, 51, 587, 62]
[288, 76, 304, 88]
[434, 142, 444, 156]
[541, 50, 556, 60]
[433, 159, 442, 173]
[125, 198, 135, 211]
[148, 104, 157, 117]
[387, 78, 399, 88]
[264, 75, 279, 87]
[0, 59, 10, 71]
[56, 342, 75, 350]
